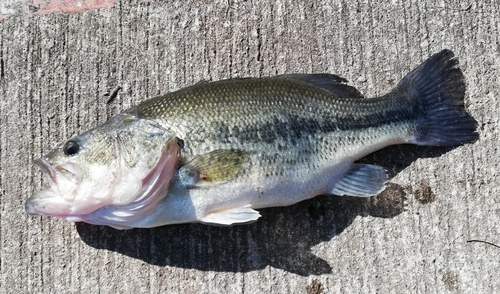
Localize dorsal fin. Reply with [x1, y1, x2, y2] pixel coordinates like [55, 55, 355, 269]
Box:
[276, 74, 364, 98]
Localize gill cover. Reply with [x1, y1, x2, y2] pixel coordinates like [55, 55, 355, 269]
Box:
[73, 138, 180, 229]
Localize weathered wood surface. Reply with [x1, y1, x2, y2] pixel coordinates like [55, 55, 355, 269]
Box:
[1, 0, 499, 293]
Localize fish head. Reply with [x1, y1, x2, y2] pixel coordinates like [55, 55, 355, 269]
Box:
[26, 114, 179, 223]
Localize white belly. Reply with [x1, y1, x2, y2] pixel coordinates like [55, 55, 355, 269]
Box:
[132, 162, 351, 227]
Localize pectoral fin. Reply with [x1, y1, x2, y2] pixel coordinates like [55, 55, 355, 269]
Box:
[177, 149, 249, 187]
[199, 205, 261, 225]
[330, 164, 388, 197]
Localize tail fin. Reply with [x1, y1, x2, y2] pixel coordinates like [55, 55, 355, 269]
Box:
[396, 50, 478, 146]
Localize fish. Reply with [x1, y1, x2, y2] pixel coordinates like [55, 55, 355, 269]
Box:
[25, 50, 478, 229]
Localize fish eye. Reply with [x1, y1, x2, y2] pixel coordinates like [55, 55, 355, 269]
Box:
[63, 140, 80, 156]
[177, 138, 185, 149]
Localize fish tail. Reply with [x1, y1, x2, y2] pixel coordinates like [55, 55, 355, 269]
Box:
[396, 50, 478, 146]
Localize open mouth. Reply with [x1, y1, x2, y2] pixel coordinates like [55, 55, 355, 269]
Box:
[25, 157, 82, 217]
[36, 157, 81, 197]
[35, 157, 58, 189]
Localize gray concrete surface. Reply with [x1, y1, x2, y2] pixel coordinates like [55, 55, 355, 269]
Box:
[1, 0, 499, 293]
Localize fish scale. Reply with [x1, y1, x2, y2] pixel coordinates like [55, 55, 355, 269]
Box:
[129, 78, 410, 164]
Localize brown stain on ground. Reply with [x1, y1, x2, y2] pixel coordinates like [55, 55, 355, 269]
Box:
[305, 279, 324, 294]
[442, 271, 459, 291]
[413, 180, 437, 204]
[368, 183, 407, 218]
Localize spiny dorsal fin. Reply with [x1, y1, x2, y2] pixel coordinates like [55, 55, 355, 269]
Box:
[276, 74, 364, 98]
[177, 149, 249, 187]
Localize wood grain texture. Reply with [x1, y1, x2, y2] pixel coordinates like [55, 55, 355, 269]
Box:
[1, 0, 499, 293]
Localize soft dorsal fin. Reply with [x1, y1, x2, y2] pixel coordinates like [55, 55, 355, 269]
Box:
[276, 74, 364, 98]
[177, 149, 249, 187]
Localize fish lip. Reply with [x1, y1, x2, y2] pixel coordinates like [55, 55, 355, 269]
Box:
[31, 156, 80, 211]
[35, 157, 57, 186]
[25, 197, 86, 221]
[35, 157, 79, 189]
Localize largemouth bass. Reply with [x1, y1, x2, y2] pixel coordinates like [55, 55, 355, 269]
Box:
[26, 50, 478, 229]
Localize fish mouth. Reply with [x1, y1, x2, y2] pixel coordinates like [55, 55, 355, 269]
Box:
[35, 157, 81, 196]
[25, 157, 81, 216]
[34, 157, 58, 190]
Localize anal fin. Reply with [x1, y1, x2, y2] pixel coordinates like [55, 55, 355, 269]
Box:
[330, 164, 388, 197]
[199, 205, 261, 225]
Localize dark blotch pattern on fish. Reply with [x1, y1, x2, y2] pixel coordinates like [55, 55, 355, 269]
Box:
[209, 108, 411, 146]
